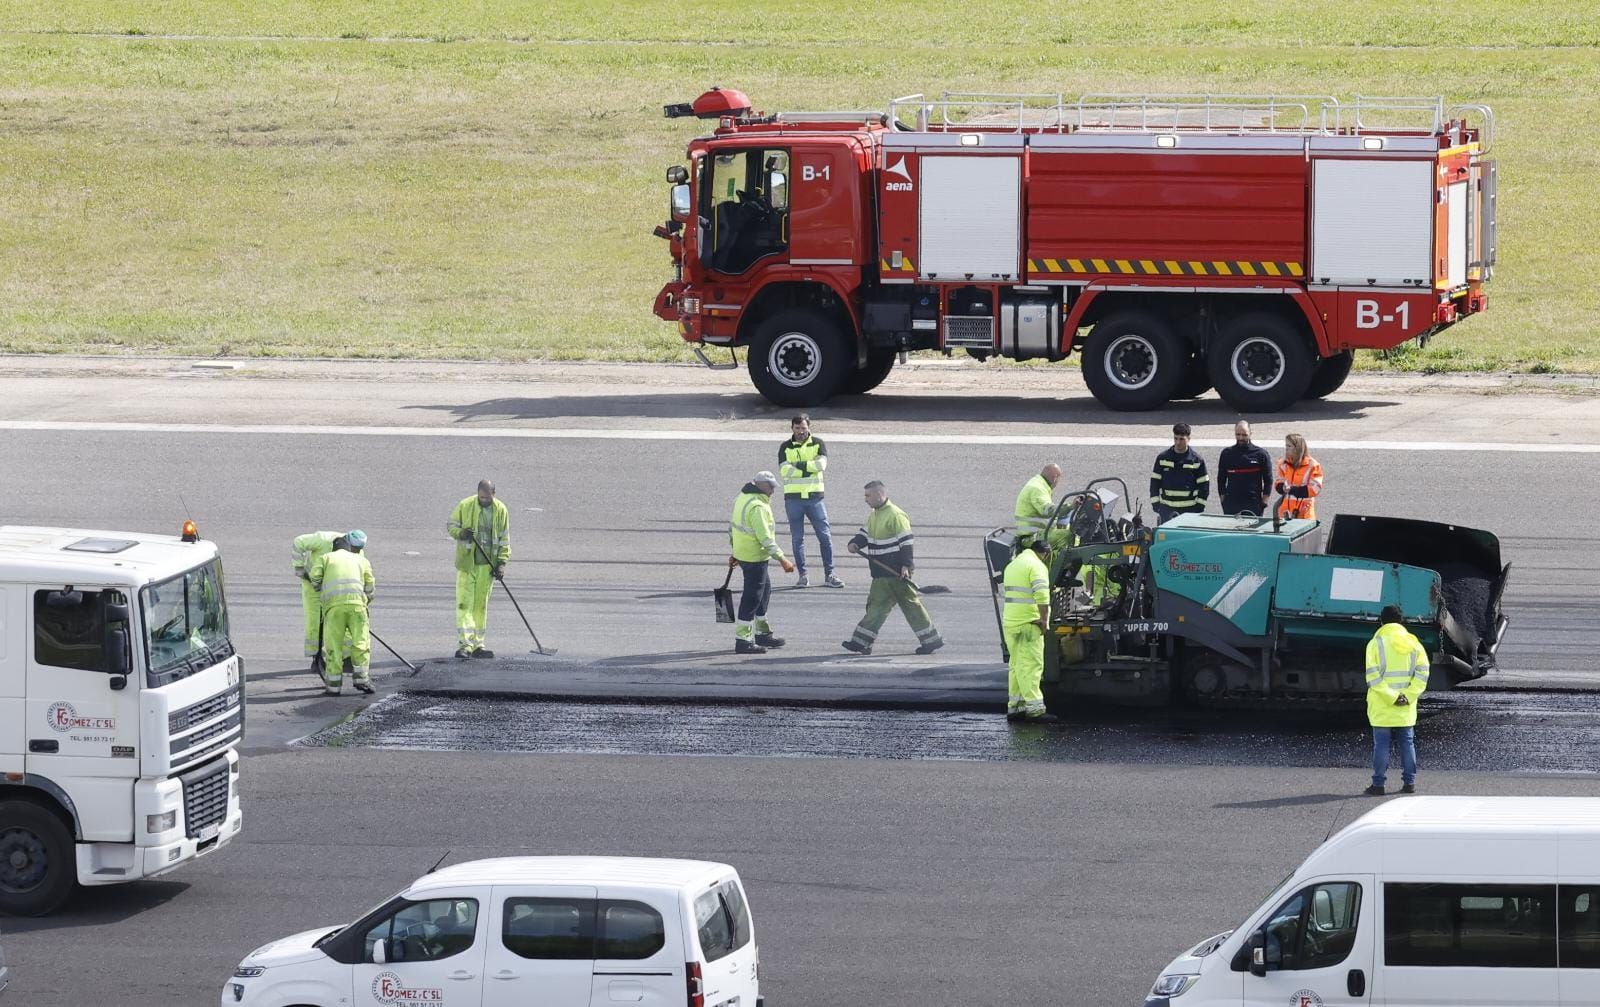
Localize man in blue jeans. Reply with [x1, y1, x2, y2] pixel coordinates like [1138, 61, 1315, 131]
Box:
[779, 414, 844, 589]
[1364, 604, 1430, 796]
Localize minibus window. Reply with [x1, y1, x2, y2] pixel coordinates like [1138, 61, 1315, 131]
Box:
[598, 901, 666, 960]
[1558, 885, 1600, 968]
[1385, 883, 1556, 968]
[502, 897, 595, 960]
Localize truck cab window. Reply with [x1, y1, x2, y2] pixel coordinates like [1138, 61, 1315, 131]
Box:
[704, 148, 789, 274]
[34, 588, 106, 672]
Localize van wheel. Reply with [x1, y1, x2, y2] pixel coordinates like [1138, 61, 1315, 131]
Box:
[0, 801, 76, 916]
[1171, 352, 1213, 400]
[747, 308, 850, 407]
[838, 349, 896, 396]
[1081, 311, 1185, 411]
[1304, 350, 1355, 400]
[1207, 313, 1315, 412]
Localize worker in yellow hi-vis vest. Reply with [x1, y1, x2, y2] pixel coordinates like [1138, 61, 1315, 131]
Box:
[447, 479, 510, 659]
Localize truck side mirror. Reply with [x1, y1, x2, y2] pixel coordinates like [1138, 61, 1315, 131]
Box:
[670, 183, 691, 222]
[103, 593, 131, 687]
[1249, 931, 1269, 978]
[372, 938, 387, 965]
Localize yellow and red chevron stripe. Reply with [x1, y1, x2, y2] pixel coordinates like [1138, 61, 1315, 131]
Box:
[1028, 258, 1304, 278]
[879, 257, 917, 274]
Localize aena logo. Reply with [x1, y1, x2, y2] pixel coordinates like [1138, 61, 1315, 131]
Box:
[884, 157, 914, 192]
[46, 701, 116, 734]
[370, 971, 444, 1004]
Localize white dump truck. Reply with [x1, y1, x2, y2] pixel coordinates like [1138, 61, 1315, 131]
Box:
[0, 523, 243, 915]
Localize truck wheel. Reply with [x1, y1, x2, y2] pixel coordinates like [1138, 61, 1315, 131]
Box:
[1207, 313, 1315, 412]
[0, 801, 76, 916]
[1171, 352, 1213, 400]
[1304, 350, 1355, 400]
[1081, 311, 1185, 411]
[838, 349, 896, 396]
[747, 308, 850, 407]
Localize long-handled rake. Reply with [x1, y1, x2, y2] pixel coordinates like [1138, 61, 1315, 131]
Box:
[370, 628, 426, 677]
[472, 537, 557, 656]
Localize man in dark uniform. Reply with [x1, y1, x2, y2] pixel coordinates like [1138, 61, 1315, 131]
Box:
[1217, 420, 1273, 516]
[1149, 422, 1210, 525]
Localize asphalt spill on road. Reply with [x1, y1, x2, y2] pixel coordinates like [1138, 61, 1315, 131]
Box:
[300, 690, 1600, 773]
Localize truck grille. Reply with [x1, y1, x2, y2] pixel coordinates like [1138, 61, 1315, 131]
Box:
[180, 759, 230, 839]
[943, 315, 994, 349]
[171, 706, 243, 757]
[169, 685, 243, 733]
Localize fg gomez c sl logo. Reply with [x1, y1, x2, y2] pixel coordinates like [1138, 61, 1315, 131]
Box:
[46, 701, 116, 733]
[370, 971, 444, 1005]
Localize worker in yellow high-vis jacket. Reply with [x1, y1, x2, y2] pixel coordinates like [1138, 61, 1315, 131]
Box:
[447, 480, 510, 659]
[291, 530, 355, 672]
[1363, 604, 1430, 796]
[729, 471, 794, 654]
[1001, 540, 1057, 723]
[309, 531, 375, 696]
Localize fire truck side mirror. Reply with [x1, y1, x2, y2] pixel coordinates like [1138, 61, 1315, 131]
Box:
[670, 184, 691, 222]
[666, 165, 689, 184]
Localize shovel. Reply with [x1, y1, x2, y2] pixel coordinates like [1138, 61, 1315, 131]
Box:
[863, 555, 951, 594]
[713, 566, 737, 623]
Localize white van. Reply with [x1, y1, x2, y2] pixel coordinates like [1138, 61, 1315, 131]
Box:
[1146, 796, 1600, 1006]
[223, 857, 761, 1007]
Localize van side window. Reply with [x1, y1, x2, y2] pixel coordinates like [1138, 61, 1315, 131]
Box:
[1256, 882, 1362, 971]
[34, 588, 107, 672]
[1385, 883, 1556, 968]
[363, 898, 479, 963]
[502, 897, 595, 960]
[694, 889, 736, 963]
[1559, 886, 1600, 967]
[598, 900, 666, 959]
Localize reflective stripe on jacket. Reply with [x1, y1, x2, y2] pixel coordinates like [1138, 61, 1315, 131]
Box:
[310, 550, 374, 611]
[779, 436, 827, 499]
[291, 530, 340, 577]
[849, 500, 914, 577]
[1002, 549, 1051, 627]
[1014, 475, 1055, 543]
[1365, 622, 1429, 727]
[1150, 448, 1210, 512]
[730, 486, 784, 563]
[448, 497, 511, 573]
[1277, 455, 1325, 520]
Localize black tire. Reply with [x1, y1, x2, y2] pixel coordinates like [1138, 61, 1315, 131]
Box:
[837, 349, 896, 396]
[1080, 310, 1186, 411]
[0, 800, 76, 916]
[1207, 312, 1316, 413]
[1304, 350, 1355, 400]
[1171, 351, 1213, 400]
[746, 308, 851, 407]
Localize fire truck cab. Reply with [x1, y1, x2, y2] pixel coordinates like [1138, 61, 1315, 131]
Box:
[653, 88, 1496, 412]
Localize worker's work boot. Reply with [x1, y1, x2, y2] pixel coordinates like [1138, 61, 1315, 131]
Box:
[1401, 783, 1417, 794]
[354, 680, 375, 695]
[471, 647, 495, 659]
[455, 647, 472, 659]
[323, 680, 342, 697]
[1021, 713, 1060, 724]
[734, 639, 767, 655]
[914, 640, 945, 656]
[1364, 784, 1386, 797]
[824, 573, 845, 588]
[754, 633, 786, 649]
[795, 574, 810, 588]
[840, 640, 871, 655]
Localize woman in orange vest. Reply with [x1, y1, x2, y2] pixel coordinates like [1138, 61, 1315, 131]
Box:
[1275, 433, 1324, 520]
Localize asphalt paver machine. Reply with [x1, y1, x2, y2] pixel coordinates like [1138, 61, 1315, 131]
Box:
[984, 481, 1510, 709]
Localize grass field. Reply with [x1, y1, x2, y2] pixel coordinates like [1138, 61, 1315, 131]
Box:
[0, 2, 1597, 372]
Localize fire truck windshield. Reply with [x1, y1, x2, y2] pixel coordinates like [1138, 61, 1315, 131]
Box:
[141, 558, 234, 684]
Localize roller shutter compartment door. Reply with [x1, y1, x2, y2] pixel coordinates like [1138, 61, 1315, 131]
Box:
[1311, 159, 1432, 287]
[918, 156, 1021, 282]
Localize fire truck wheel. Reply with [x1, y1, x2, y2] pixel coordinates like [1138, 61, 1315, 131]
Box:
[1171, 352, 1213, 400]
[1081, 311, 1185, 411]
[1208, 313, 1315, 412]
[1304, 350, 1355, 400]
[748, 308, 850, 406]
[0, 800, 76, 916]
[838, 349, 896, 396]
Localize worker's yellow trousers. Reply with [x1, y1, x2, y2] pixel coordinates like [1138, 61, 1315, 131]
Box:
[300, 579, 321, 658]
[322, 605, 371, 685]
[1004, 621, 1047, 718]
[455, 565, 495, 650]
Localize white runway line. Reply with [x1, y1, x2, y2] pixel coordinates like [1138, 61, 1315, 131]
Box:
[0, 420, 1588, 453]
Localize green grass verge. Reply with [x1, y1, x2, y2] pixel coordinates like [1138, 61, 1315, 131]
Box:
[0, 3, 1596, 373]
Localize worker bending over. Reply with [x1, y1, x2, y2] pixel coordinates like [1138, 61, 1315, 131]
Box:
[291, 529, 354, 671]
[1002, 540, 1057, 723]
[842, 481, 943, 656]
[1150, 422, 1210, 524]
[1014, 463, 1069, 548]
[310, 531, 375, 696]
[729, 471, 794, 654]
[448, 479, 511, 659]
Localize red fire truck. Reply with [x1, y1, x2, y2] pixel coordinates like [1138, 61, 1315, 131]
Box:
[652, 88, 1496, 411]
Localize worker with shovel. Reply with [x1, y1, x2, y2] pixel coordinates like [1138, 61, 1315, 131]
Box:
[309, 531, 376, 695]
[448, 479, 510, 659]
[842, 480, 944, 656]
[291, 529, 352, 674]
[729, 471, 793, 655]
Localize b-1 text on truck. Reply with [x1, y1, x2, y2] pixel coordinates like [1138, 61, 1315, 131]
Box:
[0, 524, 243, 915]
[653, 88, 1495, 412]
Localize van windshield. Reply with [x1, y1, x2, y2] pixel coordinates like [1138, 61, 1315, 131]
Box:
[141, 558, 234, 685]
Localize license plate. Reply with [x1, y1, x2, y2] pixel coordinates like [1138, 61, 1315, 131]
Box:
[197, 824, 220, 842]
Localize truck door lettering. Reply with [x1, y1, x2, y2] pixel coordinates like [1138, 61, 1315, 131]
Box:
[801, 164, 830, 182]
[1355, 300, 1410, 330]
